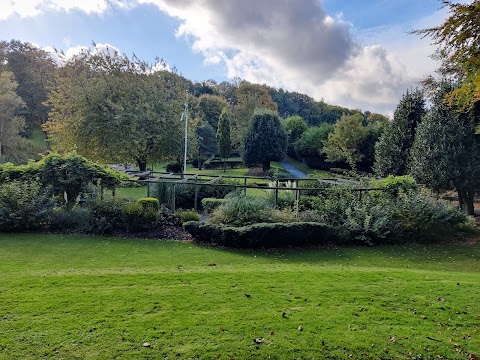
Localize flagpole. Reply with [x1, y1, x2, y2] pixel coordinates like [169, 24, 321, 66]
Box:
[183, 90, 189, 178]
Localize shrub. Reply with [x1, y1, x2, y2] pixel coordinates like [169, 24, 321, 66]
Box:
[46, 207, 90, 232]
[0, 180, 53, 232]
[371, 175, 418, 197]
[137, 197, 160, 211]
[201, 198, 225, 213]
[122, 202, 158, 232]
[209, 194, 274, 226]
[183, 221, 336, 248]
[85, 199, 126, 234]
[178, 209, 201, 223]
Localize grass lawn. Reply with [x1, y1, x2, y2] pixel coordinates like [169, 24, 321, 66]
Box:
[0, 234, 478, 359]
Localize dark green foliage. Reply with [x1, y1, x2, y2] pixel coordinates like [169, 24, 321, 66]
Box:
[294, 124, 334, 169]
[154, 178, 238, 210]
[84, 199, 127, 234]
[0, 180, 53, 231]
[178, 209, 201, 223]
[183, 221, 335, 248]
[284, 115, 307, 157]
[409, 82, 479, 214]
[122, 202, 159, 232]
[137, 197, 160, 211]
[216, 108, 231, 168]
[195, 121, 217, 167]
[242, 110, 287, 171]
[374, 90, 426, 176]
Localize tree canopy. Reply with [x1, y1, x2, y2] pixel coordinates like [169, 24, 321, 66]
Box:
[242, 110, 287, 171]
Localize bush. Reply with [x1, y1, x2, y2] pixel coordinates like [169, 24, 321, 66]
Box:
[137, 197, 160, 211]
[184, 221, 336, 248]
[209, 194, 274, 226]
[122, 202, 158, 232]
[0, 180, 53, 232]
[46, 207, 90, 232]
[371, 175, 418, 197]
[84, 199, 126, 234]
[201, 198, 225, 213]
[178, 209, 201, 223]
[166, 162, 182, 173]
[154, 178, 238, 210]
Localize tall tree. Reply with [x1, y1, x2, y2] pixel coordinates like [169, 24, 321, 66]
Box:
[44, 48, 189, 170]
[374, 90, 426, 176]
[410, 83, 479, 214]
[198, 94, 229, 130]
[0, 71, 30, 164]
[232, 81, 278, 148]
[242, 110, 287, 171]
[284, 115, 307, 158]
[195, 120, 216, 169]
[294, 124, 334, 169]
[1, 40, 56, 133]
[216, 108, 232, 172]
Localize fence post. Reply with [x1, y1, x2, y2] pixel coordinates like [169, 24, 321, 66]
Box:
[147, 181, 150, 197]
[194, 178, 198, 211]
[172, 183, 176, 214]
[244, 177, 247, 195]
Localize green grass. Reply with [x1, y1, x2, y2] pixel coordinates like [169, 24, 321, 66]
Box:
[0, 233, 478, 359]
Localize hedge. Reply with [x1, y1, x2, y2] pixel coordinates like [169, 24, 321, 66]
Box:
[183, 221, 338, 248]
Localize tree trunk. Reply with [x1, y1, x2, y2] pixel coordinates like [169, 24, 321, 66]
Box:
[138, 159, 147, 172]
[458, 188, 475, 215]
[262, 161, 271, 172]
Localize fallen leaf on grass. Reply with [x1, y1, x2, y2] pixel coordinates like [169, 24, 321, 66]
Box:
[298, 325, 302, 331]
[254, 338, 264, 344]
[142, 342, 150, 348]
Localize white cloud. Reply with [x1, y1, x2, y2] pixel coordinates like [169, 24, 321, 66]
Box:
[137, 0, 443, 114]
[1, 0, 132, 20]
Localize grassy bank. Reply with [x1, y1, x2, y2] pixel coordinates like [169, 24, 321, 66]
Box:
[1, 234, 477, 359]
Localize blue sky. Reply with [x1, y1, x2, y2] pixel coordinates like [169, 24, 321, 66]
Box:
[0, 0, 452, 114]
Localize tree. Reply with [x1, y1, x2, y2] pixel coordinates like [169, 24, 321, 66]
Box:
[1, 40, 56, 134]
[0, 71, 31, 164]
[374, 90, 426, 176]
[412, 1, 480, 126]
[242, 110, 287, 171]
[294, 124, 334, 169]
[322, 113, 368, 170]
[216, 108, 232, 171]
[44, 48, 189, 170]
[198, 94, 229, 130]
[195, 120, 216, 169]
[284, 115, 307, 157]
[233, 81, 278, 148]
[409, 84, 479, 214]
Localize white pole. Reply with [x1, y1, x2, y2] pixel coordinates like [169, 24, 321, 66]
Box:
[183, 90, 189, 178]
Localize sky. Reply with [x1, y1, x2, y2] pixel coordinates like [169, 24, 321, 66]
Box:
[0, 0, 457, 115]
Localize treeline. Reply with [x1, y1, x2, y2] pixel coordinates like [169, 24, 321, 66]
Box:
[0, 39, 361, 169]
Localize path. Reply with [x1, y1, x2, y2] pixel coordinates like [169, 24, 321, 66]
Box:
[279, 161, 309, 179]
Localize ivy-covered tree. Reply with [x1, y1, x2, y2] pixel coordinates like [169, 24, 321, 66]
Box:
[216, 108, 232, 171]
[409, 83, 479, 214]
[242, 110, 287, 171]
[374, 90, 426, 176]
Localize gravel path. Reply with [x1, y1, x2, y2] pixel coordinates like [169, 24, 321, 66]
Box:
[279, 161, 309, 179]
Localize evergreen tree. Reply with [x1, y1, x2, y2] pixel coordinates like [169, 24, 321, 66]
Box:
[374, 90, 426, 176]
[216, 108, 231, 172]
[242, 110, 287, 171]
[409, 83, 479, 214]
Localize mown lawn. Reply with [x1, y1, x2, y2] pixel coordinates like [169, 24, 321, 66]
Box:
[1, 234, 477, 359]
